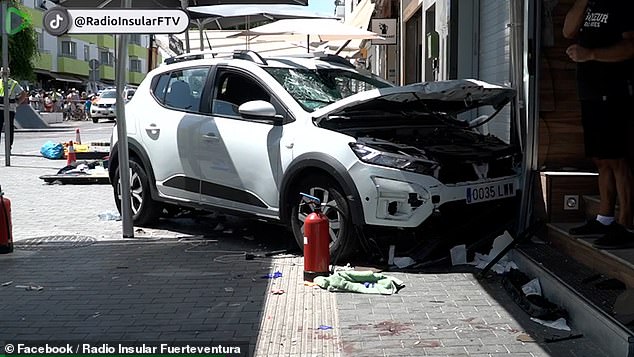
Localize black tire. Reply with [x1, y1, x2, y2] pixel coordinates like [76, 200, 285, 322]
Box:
[113, 158, 161, 226]
[92, 117, 99, 123]
[289, 175, 356, 261]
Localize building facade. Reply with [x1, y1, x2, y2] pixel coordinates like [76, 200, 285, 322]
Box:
[22, 0, 153, 92]
[365, 0, 516, 143]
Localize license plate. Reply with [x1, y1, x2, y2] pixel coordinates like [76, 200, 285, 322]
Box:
[466, 180, 516, 204]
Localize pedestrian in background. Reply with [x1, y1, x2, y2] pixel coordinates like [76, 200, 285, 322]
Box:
[84, 95, 93, 120]
[564, 0, 634, 248]
[0, 68, 28, 150]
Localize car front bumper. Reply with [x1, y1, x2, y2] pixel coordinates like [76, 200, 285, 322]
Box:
[349, 161, 521, 228]
[91, 107, 116, 118]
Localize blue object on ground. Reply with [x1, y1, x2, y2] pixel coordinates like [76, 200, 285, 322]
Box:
[40, 141, 64, 159]
[317, 325, 333, 330]
[262, 271, 283, 279]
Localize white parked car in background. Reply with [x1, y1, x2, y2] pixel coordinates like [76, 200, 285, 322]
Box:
[109, 51, 521, 259]
[91, 89, 117, 123]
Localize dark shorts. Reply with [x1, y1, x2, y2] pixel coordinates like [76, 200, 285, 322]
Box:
[580, 98, 634, 159]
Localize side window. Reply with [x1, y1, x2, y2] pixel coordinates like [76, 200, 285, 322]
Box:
[152, 67, 210, 112]
[212, 71, 272, 117]
[152, 74, 170, 104]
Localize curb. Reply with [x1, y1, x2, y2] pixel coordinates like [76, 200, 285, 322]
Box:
[15, 127, 76, 132]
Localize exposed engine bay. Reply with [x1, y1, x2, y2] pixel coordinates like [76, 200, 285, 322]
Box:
[320, 111, 521, 183]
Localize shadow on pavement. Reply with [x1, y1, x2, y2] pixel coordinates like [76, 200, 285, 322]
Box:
[0, 219, 291, 356]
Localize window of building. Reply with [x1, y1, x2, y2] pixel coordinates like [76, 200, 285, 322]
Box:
[37, 31, 44, 51]
[60, 40, 76, 58]
[130, 34, 142, 46]
[84, 45, 90, 61]
[100, 49, 114, 66]
[129, 57, 142, 73]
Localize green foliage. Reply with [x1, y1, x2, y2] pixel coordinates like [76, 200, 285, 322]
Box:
[0, 1, 39, 81]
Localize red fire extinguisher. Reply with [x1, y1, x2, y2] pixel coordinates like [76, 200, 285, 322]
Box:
[301, 193, 330, 281]
[0, 186, 13, 254]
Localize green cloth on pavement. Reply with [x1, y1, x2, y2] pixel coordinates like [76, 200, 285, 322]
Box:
[314, 271, 405, 295]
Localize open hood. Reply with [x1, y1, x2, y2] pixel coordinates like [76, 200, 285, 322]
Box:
[313, 79, 516, 127]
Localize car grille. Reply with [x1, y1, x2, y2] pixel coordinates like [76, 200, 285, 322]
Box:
[98, 104, 113, 108]
[437, 156, 517, 184]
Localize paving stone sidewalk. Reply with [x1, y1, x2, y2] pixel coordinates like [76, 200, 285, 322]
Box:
[0, 241, 341, 357]
[335, 268, 609, 357]
[0, 128, 610, 356]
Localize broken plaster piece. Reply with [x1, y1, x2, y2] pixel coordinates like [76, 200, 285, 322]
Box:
[450, 244, 467, 266]
[614, 289, 634, 315]
[393, 257, 416, 268]
[530, 317, 571, 331]
[521, 278, 542, 297]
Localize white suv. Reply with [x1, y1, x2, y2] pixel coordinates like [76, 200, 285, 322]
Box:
[109, 51, 521, 258]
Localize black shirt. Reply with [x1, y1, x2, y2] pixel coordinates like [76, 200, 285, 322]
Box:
[576, 0, 634, 100]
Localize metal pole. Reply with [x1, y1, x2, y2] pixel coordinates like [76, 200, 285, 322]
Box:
[399, 0, 404, 85]
[181, 0, 190, 53]
[198, 20, 203, 52]
[2, 1, 10, 166]
[116, 0, 134, 238]
[517, 0, 540, 232]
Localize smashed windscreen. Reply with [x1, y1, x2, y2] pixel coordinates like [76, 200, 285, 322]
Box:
[264, 68, 391, 112]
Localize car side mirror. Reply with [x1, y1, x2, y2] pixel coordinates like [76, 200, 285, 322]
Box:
[238, 100, 277, 119]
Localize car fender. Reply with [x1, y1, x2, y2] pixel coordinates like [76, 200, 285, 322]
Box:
[109, 138, 160, 200]
[279, 152, 364, 226]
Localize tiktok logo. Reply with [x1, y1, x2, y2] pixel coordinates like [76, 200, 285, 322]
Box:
[43, 7, 70, 36]
[49, 14, 63, 29]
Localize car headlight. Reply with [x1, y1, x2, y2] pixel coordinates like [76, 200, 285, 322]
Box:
[349, 143, 439, 176]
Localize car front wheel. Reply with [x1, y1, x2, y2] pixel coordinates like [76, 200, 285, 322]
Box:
[113, 158, 161, 226]
[289, 175, 356, 262]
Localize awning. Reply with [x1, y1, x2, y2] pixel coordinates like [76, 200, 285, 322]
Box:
[53, 0, 308, 9]
[186, 4, 335, 29]
[34, 69, 52, 76]
[51, 73, 84, 84]
[325, 0, 376, 56]
[229, 19, 383, 42]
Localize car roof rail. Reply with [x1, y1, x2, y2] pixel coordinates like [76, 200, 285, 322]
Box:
[232, 50, 268, 65]
[165, 53, 205, 65]
[164, 50, 224, 64]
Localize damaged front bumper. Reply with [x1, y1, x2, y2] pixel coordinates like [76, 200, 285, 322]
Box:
[350, 162, 521, 228]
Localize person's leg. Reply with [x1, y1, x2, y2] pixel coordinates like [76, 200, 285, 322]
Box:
[611, 158, 633, 228]
[595, 158, 617, 217]
[569, 101, 616, 235]
[592, 99, 634, 248]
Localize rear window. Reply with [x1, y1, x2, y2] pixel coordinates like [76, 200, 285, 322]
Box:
[151, 67, 210, 112]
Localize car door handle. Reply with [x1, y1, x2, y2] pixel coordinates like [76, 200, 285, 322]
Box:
[202, 133, 219, 141]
